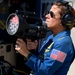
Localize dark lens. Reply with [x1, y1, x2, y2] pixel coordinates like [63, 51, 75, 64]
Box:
[48, 11, 54, 18]
[50, 11, 54, 17]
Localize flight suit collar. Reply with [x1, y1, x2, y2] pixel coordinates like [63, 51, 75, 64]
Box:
[52, 30, 70, 42]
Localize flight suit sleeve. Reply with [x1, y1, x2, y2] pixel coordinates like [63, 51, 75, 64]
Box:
[25, 41, 68, 75]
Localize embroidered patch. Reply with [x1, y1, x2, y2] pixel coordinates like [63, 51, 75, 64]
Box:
[45, 49, 50, 52]
[50, 49, 67, 63]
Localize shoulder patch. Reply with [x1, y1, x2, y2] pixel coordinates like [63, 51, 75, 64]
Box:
[50, 49, 67, 63]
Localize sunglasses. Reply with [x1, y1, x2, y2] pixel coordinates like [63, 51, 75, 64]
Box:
[47, 11, 55, 18]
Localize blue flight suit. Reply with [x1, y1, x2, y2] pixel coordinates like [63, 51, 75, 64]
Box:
[25, 30, 75, 75]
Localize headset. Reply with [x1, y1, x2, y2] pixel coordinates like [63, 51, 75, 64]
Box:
[58, 1, 75, 29]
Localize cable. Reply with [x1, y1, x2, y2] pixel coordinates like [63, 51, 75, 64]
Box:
[13, 69, 28, 75]
[0, 60, 29, 75]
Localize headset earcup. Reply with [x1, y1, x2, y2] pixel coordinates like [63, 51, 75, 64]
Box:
[62, 12, 75, 28]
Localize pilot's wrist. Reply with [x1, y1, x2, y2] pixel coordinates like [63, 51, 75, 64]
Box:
[25, 53, 32, 60]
